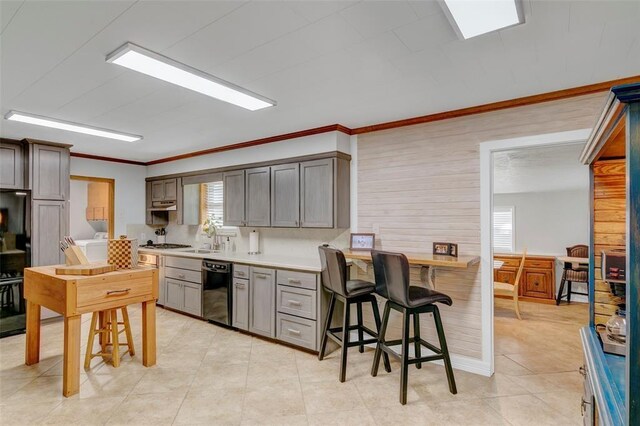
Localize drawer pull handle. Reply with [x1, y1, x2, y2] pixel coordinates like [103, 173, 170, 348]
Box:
[288, 279, 302, 284]
[235, 283, 245, 289]
[287, 328, 301, 335]
[237, 271, 245, 276]
[255, 274, 268, 279]
[178, 274, 185, 279]
[107, 288, 131, 296]
[287, 300, 302, 306]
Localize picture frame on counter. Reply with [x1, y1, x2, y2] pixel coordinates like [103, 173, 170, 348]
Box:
[350, 233, 375, 251]
[433, 242, 458, 257]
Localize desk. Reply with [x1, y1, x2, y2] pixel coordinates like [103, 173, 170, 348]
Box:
[557, 256, 589, 265]
[342, 250, 480, 288]
[24, 265, 158, 397]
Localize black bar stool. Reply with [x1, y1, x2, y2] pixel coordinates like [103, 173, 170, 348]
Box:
[370, 250, 457, 404]
[318, 246, 391, 382]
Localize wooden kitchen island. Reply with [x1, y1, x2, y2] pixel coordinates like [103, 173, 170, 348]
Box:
[24, 265, 158, 397]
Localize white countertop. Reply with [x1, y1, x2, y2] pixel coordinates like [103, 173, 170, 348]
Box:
[139, 247, 322, 272]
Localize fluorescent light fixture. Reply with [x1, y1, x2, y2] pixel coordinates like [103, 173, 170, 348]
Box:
[106, 42, 276, 111]
[440, 0, 524, 40]
[4, 111, 142, 142]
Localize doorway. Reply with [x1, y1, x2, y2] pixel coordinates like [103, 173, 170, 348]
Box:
[69, 175, 115, 240]
[479, 128, 592, 375]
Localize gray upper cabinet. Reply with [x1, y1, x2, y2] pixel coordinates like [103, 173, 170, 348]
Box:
[31, 143, 69, 200]
[300, 159, 334, 228]
[0, 141, 25, 189]
[32, 200, 68, 266]
[145, 181, 168, 226]
[249, 267, 275, 338]
[271, 163, 299, 227]
[245, 167, 270, 227]
[151, 178, 177, 202]
[223, 170, 245, 226]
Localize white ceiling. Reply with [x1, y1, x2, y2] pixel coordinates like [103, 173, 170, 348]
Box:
[1, 0, 639, 162]
[493, 143, 588, 194]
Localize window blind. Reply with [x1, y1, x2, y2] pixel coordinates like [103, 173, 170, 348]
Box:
[493, 206, 515, 253]
[202, 181, 223, 223]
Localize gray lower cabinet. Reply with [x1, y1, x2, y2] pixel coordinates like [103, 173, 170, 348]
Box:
[30, 143, 69, 201]
[276, 313, 317, 350]
[157, 257, 166, 306]
[223, 170, 245, 226]
[0, 141, 24, 189]
[300, 158, 333, 228]
[245, 166, 270, 226]
[183, 282, 202, 317]
[232, 277, 249, 330]
[164, 278, 202, 317]
[271, 163, 299, 227]
[249, 267, 275, 338]
[165, 278, 183, 311]
[32, 200, 68, 266]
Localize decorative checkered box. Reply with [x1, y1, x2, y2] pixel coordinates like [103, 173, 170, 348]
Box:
[107, 236, 139, 269]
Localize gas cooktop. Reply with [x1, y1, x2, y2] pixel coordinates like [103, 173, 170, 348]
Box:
[141, 243, 191, 249]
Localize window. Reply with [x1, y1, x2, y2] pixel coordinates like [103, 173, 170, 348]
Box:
[493, 206, 515, 253]
[200, 181, 223, 225]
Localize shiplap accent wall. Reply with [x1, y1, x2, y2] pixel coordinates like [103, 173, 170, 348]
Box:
[355, 93, 607, 361]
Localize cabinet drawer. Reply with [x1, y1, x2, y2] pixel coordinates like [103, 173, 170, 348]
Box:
[277, 270, 317, 290]
[77, 275, 153, 308]
[277, 285, 317, 320]
[165, 266, 201, 284]
[525, 259, 553, 269]
[164, 256, 202, 271]
[276, 313, 317, 350]
[234, 264, 249, 279]
[495, 258, 521, 267]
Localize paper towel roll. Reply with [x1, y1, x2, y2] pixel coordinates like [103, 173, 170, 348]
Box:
[249, 230, 260, 254]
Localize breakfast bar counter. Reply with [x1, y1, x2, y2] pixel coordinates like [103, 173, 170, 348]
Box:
[24, 265, 158, 397]
[342, 249, 480, 288]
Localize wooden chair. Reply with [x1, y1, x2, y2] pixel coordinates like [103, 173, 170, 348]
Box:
[494, 250, 527, 320]
[556, 244, 589, 305]
[84, 307, 134, 369]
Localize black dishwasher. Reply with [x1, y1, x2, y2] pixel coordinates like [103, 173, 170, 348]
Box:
[202, 260, 232, 327]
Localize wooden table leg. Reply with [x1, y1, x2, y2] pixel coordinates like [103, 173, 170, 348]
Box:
[25, 300, 41, 365]
[141, 300, 156, 367]
[62, 315, 81, 397]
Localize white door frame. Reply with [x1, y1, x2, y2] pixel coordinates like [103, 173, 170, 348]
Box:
[479, 128, 592, 376]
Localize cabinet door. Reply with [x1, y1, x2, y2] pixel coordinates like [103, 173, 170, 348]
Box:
[245, 167, 270, 227]
[183, 282, 202, 317]
[32, 200, 67, 266]
[271, 163, 300, 227]
[249, 267, 275, 338]
[165, 278, 183, 310]
[31, 144, 69, 200]
[522, 269, 553, 299]
[151, 181, 165, 202]
[146, 181, 168, 226]
[163, 179, 177, 201]
[232, 278, 249, 330]
[0, 141, 24, 189]
[300, 159, 333, 228]
[495, 268, 516, 285]
[223, 170, 245, 226]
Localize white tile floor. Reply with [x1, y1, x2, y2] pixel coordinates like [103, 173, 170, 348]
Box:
[0, 298, 587, 425]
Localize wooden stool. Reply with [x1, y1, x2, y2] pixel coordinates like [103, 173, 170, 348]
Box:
[84, 307, 135, 369]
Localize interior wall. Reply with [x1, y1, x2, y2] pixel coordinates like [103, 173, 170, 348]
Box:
[356, 92, 606, 365]
[70, 157, 146, 237]
[494, 190, 589, 255]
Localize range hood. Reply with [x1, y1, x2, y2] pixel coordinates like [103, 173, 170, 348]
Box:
[147, 201, 177, 212]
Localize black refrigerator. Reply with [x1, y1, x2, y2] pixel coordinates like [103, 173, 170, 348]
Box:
[0, 190, 31, 338]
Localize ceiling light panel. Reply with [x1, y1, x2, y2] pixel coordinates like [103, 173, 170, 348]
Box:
[441, 0, 524, 40]
[106, 43, 276, 111]
[4, 111, 142, 142]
